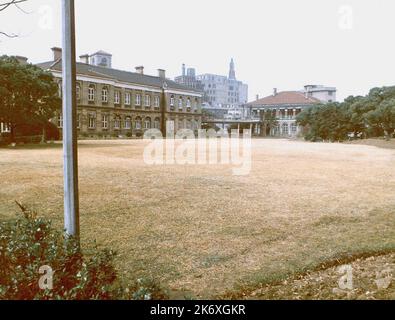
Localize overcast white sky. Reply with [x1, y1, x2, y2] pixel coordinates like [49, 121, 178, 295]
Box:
[1, 0, 394, 101]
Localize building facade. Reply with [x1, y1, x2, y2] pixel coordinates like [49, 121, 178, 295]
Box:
[246, 87, 332, 137]
[196, 59, 248, 109]
[174, 64, 204, 91]
[304, 85, 337, 103]
[175, 59, 248, 112]
[37, 48, 203, 138]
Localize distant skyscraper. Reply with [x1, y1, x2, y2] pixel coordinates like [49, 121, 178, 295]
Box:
[195, 59, 248, 108]
[228, 58, 236, 80]
[174, 64, 204, 91]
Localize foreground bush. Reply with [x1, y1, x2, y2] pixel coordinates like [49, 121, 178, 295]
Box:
[0, 203, 167, 300]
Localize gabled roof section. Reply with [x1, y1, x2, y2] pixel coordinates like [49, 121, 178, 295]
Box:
[36, 59, 202, 94]
[247, 91, 321, 106]
[91, 50, 112, 56]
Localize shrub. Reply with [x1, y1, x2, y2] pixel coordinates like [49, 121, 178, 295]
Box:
[0, 202, 167, 300]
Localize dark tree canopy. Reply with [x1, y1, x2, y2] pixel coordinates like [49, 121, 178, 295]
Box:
[0, 55, 61, 140]
[297, 86, 395, 142]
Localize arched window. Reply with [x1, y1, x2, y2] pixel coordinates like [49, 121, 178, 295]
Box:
[186, 98, 191, 108]
[282, 123, 289, 135]
[135, 117, 142, 129]
[114, 116, 121, 130]
[101, 86, 108, 103]
[273, 124, 280, 135]
[178, 97, 183, 109]
[88, 84, 96, 102]
[76, 84, 81, 100]
[170, 95, 175, 107]
[154, 117, 160, 129]
[144, 117, 151, 129]
[125, 117, 131, 130]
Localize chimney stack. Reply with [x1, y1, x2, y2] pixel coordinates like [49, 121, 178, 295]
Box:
[135, 66, 144, 75]
[51, 47, 62, 61]
[182, 64, 186, 76]
[158, 69, 166, 79]
[256, 94, 259, 101]
[15, 56, 28, 65]
[273, 88, 278, 96]
[79, 54, 89, 64]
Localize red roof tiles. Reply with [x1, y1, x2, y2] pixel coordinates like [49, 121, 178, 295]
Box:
[248, 91, 320, 106]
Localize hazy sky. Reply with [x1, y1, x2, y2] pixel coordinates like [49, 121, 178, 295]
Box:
[1, 0, 394, 102]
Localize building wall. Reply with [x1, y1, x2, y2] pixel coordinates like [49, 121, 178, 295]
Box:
[249, 105, 308, 137]
[308, 90, 336, 103]
[53, 75, 202, 138]
[304, 85, 337, 103]
[197, 74, 248, 108]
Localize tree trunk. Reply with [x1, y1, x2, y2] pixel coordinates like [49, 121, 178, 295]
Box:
[41, 126, 46, 144]
[10, 124, 16, 143]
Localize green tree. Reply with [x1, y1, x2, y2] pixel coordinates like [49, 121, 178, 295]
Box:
[365, 99, 395, 140]
[260, 110, 278, 136]
[297, 103, 350, 142]
[0, 55, 60, 142]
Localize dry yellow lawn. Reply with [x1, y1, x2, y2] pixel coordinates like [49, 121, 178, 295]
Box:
[0, 139, 394, 298]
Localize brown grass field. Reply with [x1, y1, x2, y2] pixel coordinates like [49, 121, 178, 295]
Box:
[0, 139, 394, 299]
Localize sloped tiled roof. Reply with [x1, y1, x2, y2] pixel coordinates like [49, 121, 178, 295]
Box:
[36, 60, 202, 93]
[247, 91, 320, 106]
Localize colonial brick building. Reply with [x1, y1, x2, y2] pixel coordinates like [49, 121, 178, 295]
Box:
[246, 89, 322, 137]
[37, 48, 203, 138]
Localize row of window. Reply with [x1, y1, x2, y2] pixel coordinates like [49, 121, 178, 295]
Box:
[272, 123, 298, 135]
[58, 115, 161, 130]
[87, 86, 160, 107]
[169, 95, 196, 109]
[57, 115, 199, 131]
[59, 82, 199, 110]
